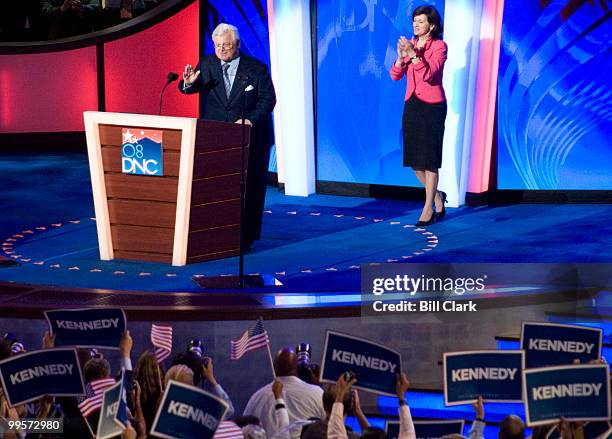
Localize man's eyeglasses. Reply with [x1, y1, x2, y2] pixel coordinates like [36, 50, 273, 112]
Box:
[215, 43, 235, 50]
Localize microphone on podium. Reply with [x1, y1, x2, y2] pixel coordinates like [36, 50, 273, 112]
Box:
[159, 72, 179, 115]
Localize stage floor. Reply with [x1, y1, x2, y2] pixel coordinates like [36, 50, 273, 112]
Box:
[1, 151, 612, 297]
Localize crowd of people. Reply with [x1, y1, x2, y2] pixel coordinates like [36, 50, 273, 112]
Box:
[0, 330, 609, 439]
[0, 0, 167, 42]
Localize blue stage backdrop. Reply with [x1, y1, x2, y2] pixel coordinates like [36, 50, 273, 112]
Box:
[316, 0, 445, 186]
[201, 0, 277, 172]
[201, 0, 271, 68]
[497, 1, 611, 190]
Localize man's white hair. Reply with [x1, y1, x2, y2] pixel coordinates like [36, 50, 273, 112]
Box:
[212, 23, 240, 42]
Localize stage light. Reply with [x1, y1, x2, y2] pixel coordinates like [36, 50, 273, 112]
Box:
[268, 0, 316, 196]
[440, 0, 484, 207]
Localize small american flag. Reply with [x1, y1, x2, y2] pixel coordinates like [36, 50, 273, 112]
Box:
[214, 421, 244, 439]
[230, 318, 269, 360]
[78, 378, 116, 417]
[151, 324, 173, 363]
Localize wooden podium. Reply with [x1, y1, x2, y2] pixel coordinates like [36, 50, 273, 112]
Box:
[84, 111, 249, 266]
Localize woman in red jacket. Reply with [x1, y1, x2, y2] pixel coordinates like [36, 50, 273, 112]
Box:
[390, 5, 447, 226]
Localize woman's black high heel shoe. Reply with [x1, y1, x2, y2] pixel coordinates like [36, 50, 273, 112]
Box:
[435, 190, 447, 220]
[416, 212, 437, 227]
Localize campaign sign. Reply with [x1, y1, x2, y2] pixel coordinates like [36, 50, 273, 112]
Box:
[523, 364, 611, 426]
[320, 331, 402, 396]
[521, 322, 602, 368]
[97, 379, 124, 439]
[443, 350, 524, 405]
[121, 128, 163, 176]
[386, 420, 464, 439]
[151, 380, 229, 439]
[0, 348, 84, 406]
[45, 308, 127, 349]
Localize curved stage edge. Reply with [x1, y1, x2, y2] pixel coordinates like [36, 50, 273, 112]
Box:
[0, 279, 597, 321]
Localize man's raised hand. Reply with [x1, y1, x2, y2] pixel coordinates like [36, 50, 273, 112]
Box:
[272, 379, 283, 400]
[396, 372, 409, 400]
[335, 373, 357, 403]
[182, 64, 200, 86]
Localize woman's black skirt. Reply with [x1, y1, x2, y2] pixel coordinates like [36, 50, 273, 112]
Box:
[402, 94, 447, 169]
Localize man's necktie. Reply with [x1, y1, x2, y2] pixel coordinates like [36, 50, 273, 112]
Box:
[222, 63, 231, 98]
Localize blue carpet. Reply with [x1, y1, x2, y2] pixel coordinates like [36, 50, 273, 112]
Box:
[1, 152, 612, 292]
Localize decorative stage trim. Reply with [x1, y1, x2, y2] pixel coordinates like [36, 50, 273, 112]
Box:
[1, 208, 439, 281]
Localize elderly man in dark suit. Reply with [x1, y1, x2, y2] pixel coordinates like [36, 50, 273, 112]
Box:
[179, 23, 276, 248]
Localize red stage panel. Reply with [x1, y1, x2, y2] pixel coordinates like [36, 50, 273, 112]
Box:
[0, 48, 98, 133]
[104, 1, 199, 118]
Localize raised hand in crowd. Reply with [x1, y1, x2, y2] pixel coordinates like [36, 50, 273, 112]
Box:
[335, 372, 357, 404]
[469, 396, 485, 439]
[558, 417, 573, 439]
[473, 396, 484, 421]
[351, 389, 370, 431]
[396, 371, 409, 401]
[393, 372, 417, 439]
[42, 331, 56, 349]
[1, 398, 23, 439]
[271, 379, 291, 438]
[200, 355, 235, 417]
[272, 378, 283, 400]
[202, 356, 218, 386]
[3, 395, 25, 420]
[327, 373, 359, 439]
[120, 330, 133, 359]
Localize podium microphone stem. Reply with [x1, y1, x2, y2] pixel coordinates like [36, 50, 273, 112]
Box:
[158, 82, 170, 115]
[238, 91, 247, 289]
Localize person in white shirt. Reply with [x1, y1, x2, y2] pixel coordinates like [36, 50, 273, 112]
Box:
[244, 348, 325, 439]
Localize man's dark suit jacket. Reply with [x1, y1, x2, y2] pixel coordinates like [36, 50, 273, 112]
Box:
[178, 53, 276, 244]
